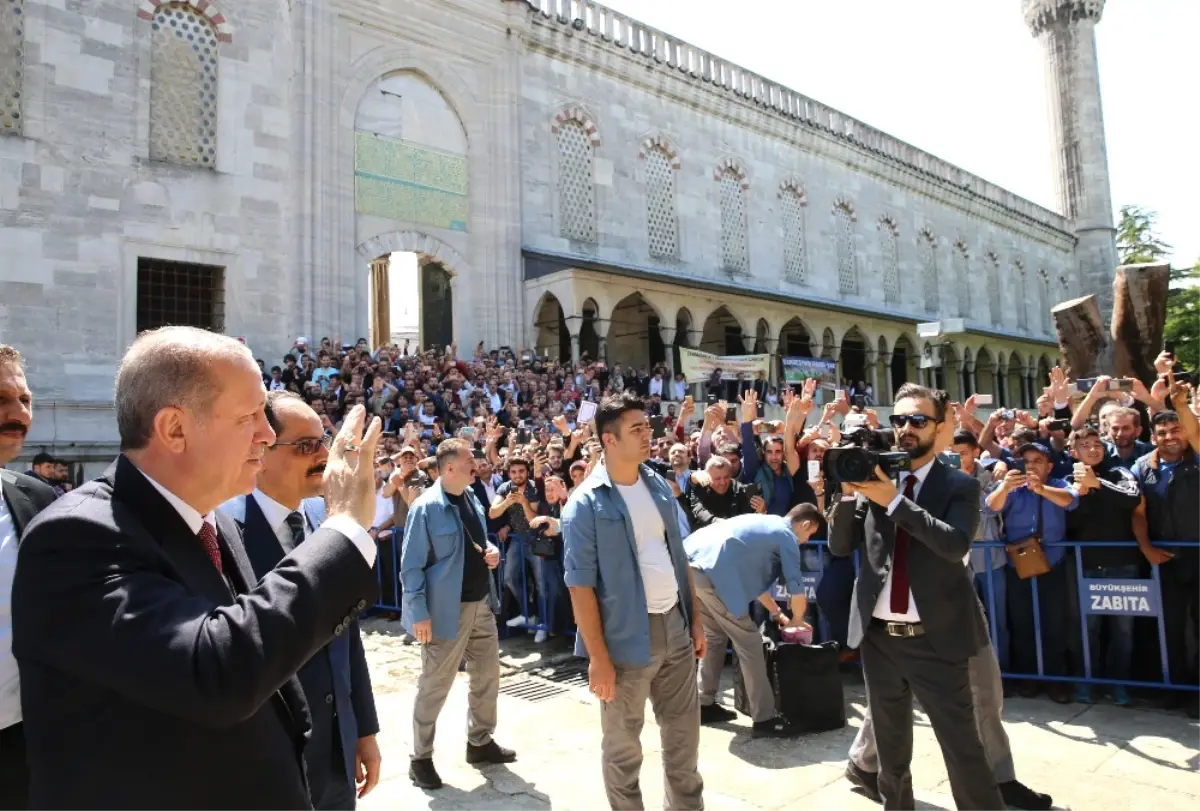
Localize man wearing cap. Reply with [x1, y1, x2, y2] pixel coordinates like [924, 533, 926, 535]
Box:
[985, 440, 1078, 702]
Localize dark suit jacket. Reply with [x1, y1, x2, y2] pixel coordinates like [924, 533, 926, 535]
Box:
[11, 456, 378, 809]
[234, 494, 379, 792]
[1, 469, 58, 538]
[828, 458, 988, 660]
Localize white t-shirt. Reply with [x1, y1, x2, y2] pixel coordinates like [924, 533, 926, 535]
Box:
[615, 479, 679, 614]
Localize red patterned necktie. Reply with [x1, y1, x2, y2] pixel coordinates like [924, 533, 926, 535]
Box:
[889, 474, 918, 614]
[197, 522, 224, 574]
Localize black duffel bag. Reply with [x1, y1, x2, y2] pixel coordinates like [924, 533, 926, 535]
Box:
[733, 634, 845, 734]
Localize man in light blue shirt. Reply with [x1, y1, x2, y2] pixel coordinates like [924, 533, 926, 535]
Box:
[686, 507, 819, 737]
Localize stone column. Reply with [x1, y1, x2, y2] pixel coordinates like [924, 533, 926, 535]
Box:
[865, 349, 879, 403]
[882, 353, 894, 405]
[964, 359, 976, 398]
[833, 346, 843, 385]
[598, 337, 608, 364]
[659, 324, 678, 386]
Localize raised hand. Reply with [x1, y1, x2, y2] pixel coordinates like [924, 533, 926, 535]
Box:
[323, 405, 384, 530]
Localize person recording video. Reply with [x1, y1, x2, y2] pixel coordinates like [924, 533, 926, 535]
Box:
[828, 383, 1002, 810]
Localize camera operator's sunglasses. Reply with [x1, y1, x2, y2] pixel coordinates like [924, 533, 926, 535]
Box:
[889, 414, 934, 429]
[272, 433, 334, 456]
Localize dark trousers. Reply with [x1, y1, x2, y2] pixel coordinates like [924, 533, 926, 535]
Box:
[1161, 557, 1200, 687]
[377, 532, 400, 609]
[860, 624, 1003, 810]
[1007, 560, 1070, 677]
[816, 555, 856, 647]
[0, 722, 28, 810]
[308, 717, 355, 810]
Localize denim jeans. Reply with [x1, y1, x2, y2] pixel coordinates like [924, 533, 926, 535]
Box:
[1007, 560, 1070, 677]
[534, 555, 565, 633]
[974, 567, 1009, 672]
[1083, 564, 1140, 681]
[502, 533, 545, 620]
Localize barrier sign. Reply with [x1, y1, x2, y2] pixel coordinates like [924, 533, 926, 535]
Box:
[773, 572, 820, 602]
[1081, 578, 1160, 616]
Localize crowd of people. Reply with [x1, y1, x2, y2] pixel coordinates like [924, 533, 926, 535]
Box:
[0, 329, 1196, 811]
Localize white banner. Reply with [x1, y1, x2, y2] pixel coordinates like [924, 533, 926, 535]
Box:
[678, 347, 771, 384]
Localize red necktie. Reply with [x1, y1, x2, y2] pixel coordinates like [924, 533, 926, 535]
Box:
[889, 474, 918, 614]
[197, 522, 224, 574]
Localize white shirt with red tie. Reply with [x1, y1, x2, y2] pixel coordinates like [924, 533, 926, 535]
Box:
[872, 460, 934, 623]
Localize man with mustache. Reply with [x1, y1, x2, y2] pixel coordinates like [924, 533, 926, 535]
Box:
[0, 344, 58, 809]
[220, 391, 382, 808]
[11, 327, 382, 808]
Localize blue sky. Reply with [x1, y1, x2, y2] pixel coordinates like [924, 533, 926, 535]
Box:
[600, 0, 1198, 265]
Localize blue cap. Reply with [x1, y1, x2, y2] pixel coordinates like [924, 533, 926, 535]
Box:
[1017, 441, 1053, 459]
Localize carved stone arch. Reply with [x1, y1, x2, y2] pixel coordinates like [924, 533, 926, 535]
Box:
[356, 230, 467, 277]
[778, 176, 807, 203]
[878, 214, 899, 235]
[713, 157, 750, 189]
[138, 0, 233, 42]
[638, 134, 680, 169]
[551, 104, 601, 146]
[832, 196, 857, 221]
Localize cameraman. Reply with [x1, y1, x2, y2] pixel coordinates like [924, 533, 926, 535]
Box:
[686, 457, 762, 529]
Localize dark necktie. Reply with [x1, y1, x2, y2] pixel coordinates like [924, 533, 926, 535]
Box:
[197, 522, 223, 574]
[889, 474, 918, 614]
[285, 511, 306, 549]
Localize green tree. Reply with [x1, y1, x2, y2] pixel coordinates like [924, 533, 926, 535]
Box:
[1164, 260, 1198, 373]
[1116, 204, 1173, 264]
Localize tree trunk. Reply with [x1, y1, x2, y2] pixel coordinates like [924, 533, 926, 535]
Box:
[1111, 263, 1170, 385]
[1052, 294, 1111, 379]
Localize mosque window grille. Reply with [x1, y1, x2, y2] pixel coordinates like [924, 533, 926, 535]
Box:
[136, 257, 226, 334]
[833, 202, 857, 295]
[987, 253, 1002, 327]
[718, 169, 749, 273]
[919, 229, 939, 314]
[878, 217, 900, 303]
[149, 3, 219, 167]
[556, 120, 597, 242]
[0, 0, 24, 135]
[644, 147, 678, 259]
[953, 243, 970, 319]
[1013, 261, 1028, 331]
[780, 187, 808, 284]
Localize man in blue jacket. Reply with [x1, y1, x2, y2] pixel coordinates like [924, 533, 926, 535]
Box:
[563, 392, 705, 811]
[686, 507, 819, 737]
[401, 438, 512, 790]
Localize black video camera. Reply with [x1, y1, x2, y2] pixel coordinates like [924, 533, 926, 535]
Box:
[822, 427, 911, 487]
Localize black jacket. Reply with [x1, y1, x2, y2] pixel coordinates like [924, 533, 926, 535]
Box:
[687, 481, 753, 529]
[12, 456, 378, 809]
[1, 469, 58, 538]
[1066, 462, 1142, 568]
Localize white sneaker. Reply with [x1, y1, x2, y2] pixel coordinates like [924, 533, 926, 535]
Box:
[505, 615, 527, 628]
[534, 630, 548, 643]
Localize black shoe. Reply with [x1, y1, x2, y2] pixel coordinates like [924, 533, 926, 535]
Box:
[844, 761, 881, 804]
[409, 758, 443, 789]
[466, 739, 517, 765]
[700, 703, 737, 725]
[751, 716, 802, 739]
[999, 779, 1052, 810]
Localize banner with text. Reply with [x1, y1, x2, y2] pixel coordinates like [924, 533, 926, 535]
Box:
[773, 573, 821, 602]
[782, 356, 838, 389]
[678, 347, 771, 384]
[1081, 578, 1161, 617]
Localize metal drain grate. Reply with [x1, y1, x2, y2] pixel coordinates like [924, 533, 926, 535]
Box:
[498, 661, 591, 703]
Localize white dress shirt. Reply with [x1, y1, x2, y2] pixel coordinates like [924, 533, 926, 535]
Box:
[142, 471, 375, 566]
[0, 497, 20, 729]
[872, 459, 934, 622]
[649, 376, 664, 397]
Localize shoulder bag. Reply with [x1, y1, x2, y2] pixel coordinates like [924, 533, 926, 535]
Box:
[1005, 495, 1051, 580]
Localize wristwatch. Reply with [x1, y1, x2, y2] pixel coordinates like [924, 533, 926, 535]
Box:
[770, 611, 784, 623]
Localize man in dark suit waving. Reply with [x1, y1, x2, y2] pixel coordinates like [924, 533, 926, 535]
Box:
[0, 344, 58, 810]
[220, 391, 381, 808]
[829, 383, 1002, 811]
[12, 327, 382, 809]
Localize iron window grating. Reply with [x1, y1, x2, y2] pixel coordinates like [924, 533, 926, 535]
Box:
[136, 257, 226, 334]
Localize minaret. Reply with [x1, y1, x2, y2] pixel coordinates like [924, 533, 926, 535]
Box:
[1023, 0, 1119, 316]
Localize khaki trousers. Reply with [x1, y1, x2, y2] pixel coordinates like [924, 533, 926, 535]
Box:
[600, 607, 704, 811]
[693, 570, 775, 723]
[411, 598, 500, 759]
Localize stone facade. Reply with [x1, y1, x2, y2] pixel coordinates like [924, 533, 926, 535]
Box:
[0, 0, 1112, 466]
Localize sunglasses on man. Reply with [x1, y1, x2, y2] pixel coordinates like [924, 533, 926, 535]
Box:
[272, 433, 334, 456]
[889, 414, 936, 429]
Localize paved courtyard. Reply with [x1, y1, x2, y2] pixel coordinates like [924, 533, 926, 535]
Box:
[359, 619, 1200, 810]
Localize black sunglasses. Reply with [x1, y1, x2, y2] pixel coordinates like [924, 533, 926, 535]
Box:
[889, 414, 936, 430]
[272, 433, 334, 456]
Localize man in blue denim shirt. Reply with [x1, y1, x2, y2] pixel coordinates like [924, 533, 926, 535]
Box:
[985, 441, 1078, 702]
[562, 392, 704, 811]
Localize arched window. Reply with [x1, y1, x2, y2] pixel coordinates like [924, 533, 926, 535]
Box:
[919, 228, 939, 314]
[833, 201, 857, 295]
[780, 184, 808, 284]
[1038, 269, 1052, 335]
[1013, 261, 1028, 331]
[987, 252, 1002, 326]
[878, 217, 899, 304]
[644, 146, 678, 259]
[718, 167, 748, 273]
[149, 3, 219, 167]
[953, 242, 970, 318]
[556, 118, 597, 242]
[1, 0, 23, 134]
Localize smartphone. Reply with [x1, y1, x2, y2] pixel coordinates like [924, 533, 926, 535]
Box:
[725, 406, 738, 424]
[942, 451, 962, 470]
[649, 415, 666, 439]
[1108, 379, 1134, 392]
[1008, 457, 1026, 473]
[819, 422, 831, 439]
[706, 393, 719, 406]
[745, 483, 762, 499]
[1164, 341, 1175, 355]
[517, 429, 529, 444]
[756, 402, 765, 419]
[998, 409, 1015, 421]
[577, 400, 598, 424]
[1047, 419, 1071, 433]
[836, 389, 847, 402]
[471, 448, 485, 460]
[807, 460, 821, 481]
[975, 393, 994, 406]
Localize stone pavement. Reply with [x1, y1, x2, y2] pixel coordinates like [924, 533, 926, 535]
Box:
[359, 619, 1200, 810]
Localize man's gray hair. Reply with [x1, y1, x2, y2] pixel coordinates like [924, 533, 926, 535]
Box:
[0, 344, 23, 367]
[705, 455, 732, 473]
[115, 327, 252, 451]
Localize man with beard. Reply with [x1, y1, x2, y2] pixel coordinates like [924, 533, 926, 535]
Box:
[220, 391, 382, 808]
[489, 455, 541, 629]
[0, 345, 59, 808]
[829, 383, 1002, 810]
[23, 453, 64, 497]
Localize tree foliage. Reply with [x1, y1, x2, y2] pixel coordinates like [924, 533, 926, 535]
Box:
[1164, 261, 1198, 373]
[1116, 205, 1173, 265]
